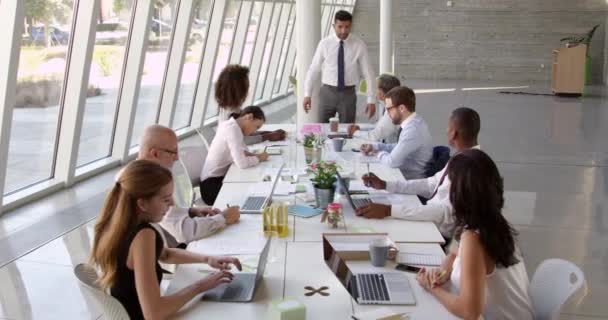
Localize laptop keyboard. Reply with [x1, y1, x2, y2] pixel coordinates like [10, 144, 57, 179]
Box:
[358, 274, 390, 302]
[242, 196, 266, 211]
[353, 198, 372, 208]
[222, 284, 244, 299]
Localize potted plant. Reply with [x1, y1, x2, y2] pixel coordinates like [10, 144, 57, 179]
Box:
[560, 24, 599, 85]
[309, 161, 339, 209]
[303, 133, 324, 164]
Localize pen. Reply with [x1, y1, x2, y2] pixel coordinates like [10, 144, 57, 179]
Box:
[433, 269, 448, 286]
[226, 203, 230, 208]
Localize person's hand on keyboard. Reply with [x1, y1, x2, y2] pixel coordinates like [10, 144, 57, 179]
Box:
[355, 203, 390, 219]
[207, 256, 243, 271]
[196, 270, 235, 292]
[222, 206, 240, 225]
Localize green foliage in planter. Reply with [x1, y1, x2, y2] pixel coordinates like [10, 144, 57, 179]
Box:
[309, 161, 339, 189]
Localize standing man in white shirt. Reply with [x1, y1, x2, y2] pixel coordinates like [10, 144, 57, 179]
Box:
[357, 107, 481, 239]
[347, 74, 401, 143]
[137, 125, 240, 244]
[360, 86, 433, 180]
[302, 10, 376, 123]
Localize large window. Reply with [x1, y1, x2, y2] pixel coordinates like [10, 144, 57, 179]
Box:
[129, 0, 178, 147]
[76, 0, 135, 167]
[172, 0, 214, 130]
[205, 0, 241, 119]
[240, 1, 264, 66]
[254, 2, 283, 101]
[272, 5, 295, 95]
[4, 0, 76, 194]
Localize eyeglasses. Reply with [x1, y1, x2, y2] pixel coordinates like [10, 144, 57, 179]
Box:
[158, 148, 178, 156]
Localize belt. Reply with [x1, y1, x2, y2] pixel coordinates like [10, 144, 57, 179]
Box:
[322, 83, 356, 90]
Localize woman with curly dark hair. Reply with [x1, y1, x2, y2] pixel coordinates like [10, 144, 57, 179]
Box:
[417, 149, 534, 319]
[215, 65, 285, 143]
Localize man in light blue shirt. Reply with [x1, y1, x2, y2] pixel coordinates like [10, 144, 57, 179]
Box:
[360, 86, 432, 179]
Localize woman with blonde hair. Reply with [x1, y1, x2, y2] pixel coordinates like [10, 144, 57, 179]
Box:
[91, 160, 241, 320]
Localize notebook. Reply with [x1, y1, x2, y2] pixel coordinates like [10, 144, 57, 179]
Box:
[287, 205, 323, 218]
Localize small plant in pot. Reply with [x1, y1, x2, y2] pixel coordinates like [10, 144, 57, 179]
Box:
[560, 24, 599, 85]
[309, 161, 339, 209]
[303, 133, 324, 164]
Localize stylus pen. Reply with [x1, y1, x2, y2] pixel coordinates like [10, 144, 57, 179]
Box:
[226, 203, 230, 208]
[366, 163, 370, 186]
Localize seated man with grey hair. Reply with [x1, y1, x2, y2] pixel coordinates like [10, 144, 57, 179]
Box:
[136, 125, 240, 244]
[347, 74, 401, 143]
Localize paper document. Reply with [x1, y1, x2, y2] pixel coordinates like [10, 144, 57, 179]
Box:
[352, 307, 408, 320]
[358, 154, 380, 163]
[274, 181, 296, 195]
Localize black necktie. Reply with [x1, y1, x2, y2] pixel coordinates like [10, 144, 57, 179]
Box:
[337, 40, 345, 91]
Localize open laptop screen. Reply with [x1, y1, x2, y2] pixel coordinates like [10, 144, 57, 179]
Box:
[322, 236, 358, 299]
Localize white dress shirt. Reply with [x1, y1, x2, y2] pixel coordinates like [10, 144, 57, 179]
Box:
[159, 206, 226, 243]
[372, 113, 433, 180]
[218, 106, 263, 145]
[388, 145, 481, 237]
[200, 117, 259, 181]
[304, 33, 376, 103]
[354, 104, 400, 143]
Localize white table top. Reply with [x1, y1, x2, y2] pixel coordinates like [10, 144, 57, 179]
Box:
[169, 123, 453, 319]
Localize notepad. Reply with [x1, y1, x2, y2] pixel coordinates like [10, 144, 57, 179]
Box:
[287, 205, 323, 218]
[265, 147, 282, 155]
[398, 253, 443, 266]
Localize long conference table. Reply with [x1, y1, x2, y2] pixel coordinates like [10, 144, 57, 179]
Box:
[167, 124, 459, 319]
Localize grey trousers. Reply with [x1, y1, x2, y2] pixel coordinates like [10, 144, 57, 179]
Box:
[319, 84, 357, 123]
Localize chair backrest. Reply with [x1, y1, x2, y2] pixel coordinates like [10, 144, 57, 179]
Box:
[73, 263, 131, 320]
[172, 159, 195, 208]
[530, 259, 587, 320]
[195, 127, 215, 150]
[424, 146, 451, 177]
[179, 145, 208, 187]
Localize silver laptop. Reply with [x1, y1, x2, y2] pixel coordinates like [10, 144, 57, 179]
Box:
[335, 172, 374, 210]
[323, 237, 416, 305]
[241, 164, 285, 214]
[202, 238, 271, 302]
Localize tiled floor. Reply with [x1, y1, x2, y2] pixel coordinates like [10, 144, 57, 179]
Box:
[0, 80, 606, 319]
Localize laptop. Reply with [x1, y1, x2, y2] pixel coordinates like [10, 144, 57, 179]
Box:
[336, 172, 374, 210]
[323, 237, 416, 305]
[202, 238, 271, 302]
[240, 164, 285, 213]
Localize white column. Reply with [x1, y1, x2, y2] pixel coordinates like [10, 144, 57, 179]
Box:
[379, 0, 393, 74]
[296, 0, 321, 127]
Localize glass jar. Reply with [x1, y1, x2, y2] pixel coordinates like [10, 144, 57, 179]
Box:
[326, 202, 343, 228]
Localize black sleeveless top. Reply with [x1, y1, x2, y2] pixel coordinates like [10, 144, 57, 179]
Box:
[110, 223, 164, 320]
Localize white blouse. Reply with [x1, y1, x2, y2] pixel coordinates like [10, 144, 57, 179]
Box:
[451, 239, 534, 320]
[200, 117, 259, 181]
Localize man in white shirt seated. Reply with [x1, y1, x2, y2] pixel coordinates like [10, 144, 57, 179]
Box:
[356, 107, 481, 239]
[138, 125, 240, 244]
[302, 10, 376, 123]
[347, 74, 401, 143]
[360, 86, 433, 180]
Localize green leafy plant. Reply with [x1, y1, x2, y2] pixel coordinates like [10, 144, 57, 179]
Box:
[303, 133, 324, 148]
[309, 161, 339, 189]
[560, 24, 600, 55]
